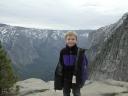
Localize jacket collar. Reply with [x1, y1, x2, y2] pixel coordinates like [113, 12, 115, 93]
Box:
[66, 44, 78, 51]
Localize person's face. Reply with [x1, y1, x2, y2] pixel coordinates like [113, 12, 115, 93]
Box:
[65, 35, 77, 47]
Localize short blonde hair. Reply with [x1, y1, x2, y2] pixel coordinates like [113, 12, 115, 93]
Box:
[65, 31, 77, 40]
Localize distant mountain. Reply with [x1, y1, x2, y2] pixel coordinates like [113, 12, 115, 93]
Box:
[89, 13, 128, 81]
[0, 24, 92, 81]
[1, 12, 128, 82]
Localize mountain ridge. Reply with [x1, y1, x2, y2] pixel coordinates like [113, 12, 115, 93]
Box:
[89, 12, 128, 81]
[0, 24, 92, 81]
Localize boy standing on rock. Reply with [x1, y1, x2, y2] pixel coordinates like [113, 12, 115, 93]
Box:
[54, 31, 88, 96]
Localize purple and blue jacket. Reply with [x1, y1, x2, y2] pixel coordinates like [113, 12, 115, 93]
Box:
[54, 44, 88, 90]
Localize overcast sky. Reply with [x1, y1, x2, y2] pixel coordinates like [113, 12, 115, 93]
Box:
[0, 0, 128, 29]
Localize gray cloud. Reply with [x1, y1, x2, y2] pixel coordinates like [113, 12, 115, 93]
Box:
[0, 0, 128, 29]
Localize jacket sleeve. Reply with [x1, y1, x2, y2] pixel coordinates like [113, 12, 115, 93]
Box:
[80, 52, 88, 87]
[84, 53, 88, 69]
[55, 50, 63, 76]
[54, 49, 64, 90]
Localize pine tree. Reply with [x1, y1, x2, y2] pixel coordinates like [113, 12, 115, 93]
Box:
[0, 40, 17, 95]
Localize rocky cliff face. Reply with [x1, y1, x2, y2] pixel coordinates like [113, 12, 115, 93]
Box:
[87, 13, 128, 63]
[89, 13, 128, 81]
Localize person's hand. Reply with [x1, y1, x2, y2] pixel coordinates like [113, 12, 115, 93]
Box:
[79, 83, 84, 88]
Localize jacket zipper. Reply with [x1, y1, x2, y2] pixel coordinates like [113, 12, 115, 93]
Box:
[69, 49, 71, 65]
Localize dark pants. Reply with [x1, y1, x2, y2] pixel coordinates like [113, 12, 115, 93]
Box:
[63, 80, 81, 96]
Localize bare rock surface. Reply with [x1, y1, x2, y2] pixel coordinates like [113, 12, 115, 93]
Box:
[15, 78, 128, 96]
